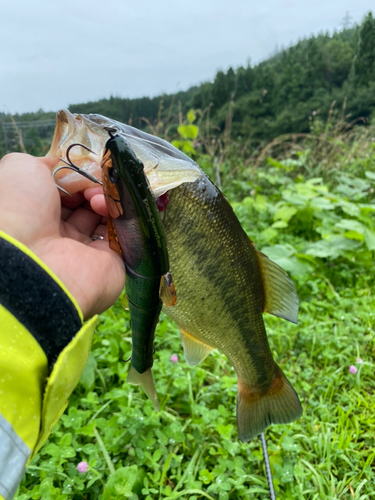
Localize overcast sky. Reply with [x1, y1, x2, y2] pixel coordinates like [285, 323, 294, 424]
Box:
[0, 0, 373, 115]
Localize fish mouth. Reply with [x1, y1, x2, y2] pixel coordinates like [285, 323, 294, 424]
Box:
[49, 109, 202, 196]
[49, 110, 107, 156]
[48, 109, 106, 194]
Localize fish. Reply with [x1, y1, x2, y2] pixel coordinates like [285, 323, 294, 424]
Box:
[49, 109, 201, 197]
[49, 109, 302, 442]
[161, 178, 302, 441]
[100, 131, 176, 410]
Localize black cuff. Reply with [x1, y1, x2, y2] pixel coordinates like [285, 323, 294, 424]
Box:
[0, 237, 82, 369]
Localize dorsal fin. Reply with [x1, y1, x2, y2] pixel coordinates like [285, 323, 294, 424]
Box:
[180, 328, 214, 366]
[255, 249, 299, 324]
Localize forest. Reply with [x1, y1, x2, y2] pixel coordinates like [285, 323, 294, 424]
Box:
[1, 12, 375, 155]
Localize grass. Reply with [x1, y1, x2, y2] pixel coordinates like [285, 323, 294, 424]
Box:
[17, 286, 375, 500]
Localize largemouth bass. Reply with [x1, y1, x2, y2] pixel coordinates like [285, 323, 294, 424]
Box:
[49, 110, 302, 442]
[49, 109, 201, 196]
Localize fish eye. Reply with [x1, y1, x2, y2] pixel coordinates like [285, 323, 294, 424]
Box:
[108, 166, 120, 184]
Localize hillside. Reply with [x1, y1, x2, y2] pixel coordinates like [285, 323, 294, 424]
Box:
[1, 13, 375, 156]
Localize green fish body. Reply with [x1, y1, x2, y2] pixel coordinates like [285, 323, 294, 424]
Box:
[161, 175, 302, 442]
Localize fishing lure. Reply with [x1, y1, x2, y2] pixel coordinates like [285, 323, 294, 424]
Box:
[101, 130, 176, 409]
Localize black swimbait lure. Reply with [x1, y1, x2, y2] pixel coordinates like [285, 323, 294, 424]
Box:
[101, 131, 176, 409]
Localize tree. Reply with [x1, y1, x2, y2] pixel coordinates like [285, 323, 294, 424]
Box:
[226, 67, 236, 96]
[322, 39, 354, 87]
[212, 70, 229, 109]
[236, 65, 253, 98]
[354, 12, 375, 86]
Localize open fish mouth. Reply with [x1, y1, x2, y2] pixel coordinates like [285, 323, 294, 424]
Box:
[48, 109, 202, 197]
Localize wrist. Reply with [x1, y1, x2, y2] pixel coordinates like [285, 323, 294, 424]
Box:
[0, 230, 83, 366]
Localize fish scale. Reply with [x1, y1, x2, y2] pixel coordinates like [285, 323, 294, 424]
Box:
[162, 176, 274, 385]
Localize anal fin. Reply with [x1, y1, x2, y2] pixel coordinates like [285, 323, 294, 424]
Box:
[180, 328, 214, 366]
[127, 366, 160, 411]
[160, 271, 177, 307]
[237, 365, 302, 442]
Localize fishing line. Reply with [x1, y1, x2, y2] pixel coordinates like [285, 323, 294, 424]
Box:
[260, 432, 276, 500]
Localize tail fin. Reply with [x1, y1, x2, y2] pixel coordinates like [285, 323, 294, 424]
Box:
[237, 366, 302, 442]
[127, 366, 160, 411]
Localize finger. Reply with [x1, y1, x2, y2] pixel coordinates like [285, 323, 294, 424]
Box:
[90, 194, 108, 217]
[65, 207, 102, 236]
[81, 242, 125, 319]
[61, 206, 73, 221]
[85, 188, 108, 217]
[84, 187, 103, 201]
[85, 188, 108, 216]
[61, 191, 86, 209]
[91, 224, 108, 241]
[0, 152, 57, 172]
[60, 220, 92, 244]
[32, 236, 125, 320]
[0, 153, 61, 243]
[39, 156, 60, 170]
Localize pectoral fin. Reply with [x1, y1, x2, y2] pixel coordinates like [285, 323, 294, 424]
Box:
[255, 249, 299, 324]
[180, 328, 214, 366]
[159, 272, 177, 307]
[127, 366, 160, 411]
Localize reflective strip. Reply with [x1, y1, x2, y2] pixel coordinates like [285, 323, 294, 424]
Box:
[32, 316, 98, 460]
[0, 413, 30, 500]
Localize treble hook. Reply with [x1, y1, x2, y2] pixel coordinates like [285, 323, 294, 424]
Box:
[123, 346, 156, 363]
[52, 143, 103, 191]
[56, 185, 72, 196]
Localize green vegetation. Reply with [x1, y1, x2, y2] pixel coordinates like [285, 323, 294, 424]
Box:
[14, 108, 375, 499]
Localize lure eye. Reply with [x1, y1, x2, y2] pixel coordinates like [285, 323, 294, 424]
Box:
[108, 166, 120, 184]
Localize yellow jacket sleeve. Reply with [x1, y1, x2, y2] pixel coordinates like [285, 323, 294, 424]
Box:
[0, 231, 98, 500]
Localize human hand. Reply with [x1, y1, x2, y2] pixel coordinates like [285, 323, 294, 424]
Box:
[0, 153, 125, 320]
